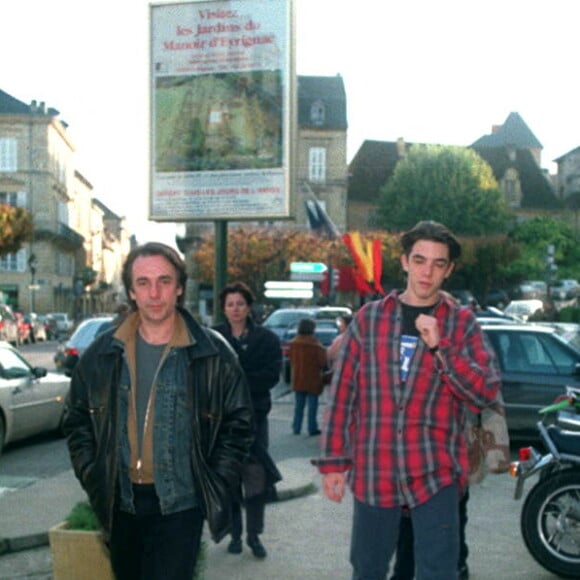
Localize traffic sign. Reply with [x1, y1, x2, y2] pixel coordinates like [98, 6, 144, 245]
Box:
[264, 280, 314, 299]
[290, 262, 327, 274]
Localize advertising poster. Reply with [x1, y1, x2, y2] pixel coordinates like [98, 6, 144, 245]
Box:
[150, 0, 292, 221]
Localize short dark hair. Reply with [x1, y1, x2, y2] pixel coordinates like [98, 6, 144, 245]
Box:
[219, 281, 255, 311]
[400, 221, 461, 262]
[122, 242, 187, 309]
[297, 317, 316, 335]
[339, 314, 353, 327]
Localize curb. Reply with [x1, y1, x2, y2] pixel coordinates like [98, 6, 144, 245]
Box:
[0, 482, 317, 557]
[0, 531, 49, 556]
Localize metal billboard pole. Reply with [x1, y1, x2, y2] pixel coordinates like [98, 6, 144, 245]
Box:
[214, 220, 227, 324]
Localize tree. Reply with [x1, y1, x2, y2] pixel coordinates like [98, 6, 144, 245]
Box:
[192, 227, 348, 302]
[376, 145, 512, 235]
[0, 205, 33, 257]
[507, 216, 580, 281]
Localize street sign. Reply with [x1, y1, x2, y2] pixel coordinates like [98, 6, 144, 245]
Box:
[290, 262, 327, 274]
[290, 272, 325, 282]
[264, 280, 314, 299]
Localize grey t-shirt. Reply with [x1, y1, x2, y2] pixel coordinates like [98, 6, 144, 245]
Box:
[135, 333, 166, 452]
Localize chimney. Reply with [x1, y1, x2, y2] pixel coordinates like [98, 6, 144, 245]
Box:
[396, 137, 406, 158]
[492, 124, 502, 134]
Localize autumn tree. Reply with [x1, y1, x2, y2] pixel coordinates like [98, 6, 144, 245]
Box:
[0, 205, 33, 257]
[192, 226, 344, 301]
[376, 145, 512, 236]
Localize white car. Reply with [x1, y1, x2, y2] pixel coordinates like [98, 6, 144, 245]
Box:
[549, 279, 579, 301]
[504, 299, 544, 322]
[0, 340, 70, 456]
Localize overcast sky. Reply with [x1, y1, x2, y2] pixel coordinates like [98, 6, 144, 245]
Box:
[1, 0, 577, 243]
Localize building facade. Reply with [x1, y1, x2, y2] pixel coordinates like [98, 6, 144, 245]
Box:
[0, 89, 129, 317]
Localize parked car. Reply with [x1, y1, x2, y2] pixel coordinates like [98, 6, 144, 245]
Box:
[503, 299, 544, 321]
[36, 315, 54, 340]
[46, 312, 74, 340]
[0, 304, 20, 346]
[510, 282, 539, 301]
[523, 280, 548, 299]
[549, 279, 579, 301]
[483, 289, 510, 309]
[55, 316, 114, 377]
[481, 323, 580, 437]
[14, 312, 32, 344]
[449, 290, 478, 309]
[262, 306, 352, 339]
[280, 319, 339, 383]
[0, 340, 70, 455]
[24, 313, 48, 343]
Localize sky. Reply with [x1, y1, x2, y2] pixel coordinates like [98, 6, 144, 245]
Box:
[1, 0, 578, 244]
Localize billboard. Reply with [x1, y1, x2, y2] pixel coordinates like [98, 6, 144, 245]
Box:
[149, 0, 293, 221]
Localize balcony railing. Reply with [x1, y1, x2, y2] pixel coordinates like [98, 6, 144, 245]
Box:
[35, 220, 85, 249]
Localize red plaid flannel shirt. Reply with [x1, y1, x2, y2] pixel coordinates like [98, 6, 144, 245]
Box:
[316, 291, 501, 508]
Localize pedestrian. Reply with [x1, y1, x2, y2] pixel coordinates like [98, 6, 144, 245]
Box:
[289, 317, 327, 436]
[390, 393, 510, 580]
[314, 220, 502, 580]
[326, 313, 353, 369]
[63, 242, 254, 580]
[213, 281, 282, 559]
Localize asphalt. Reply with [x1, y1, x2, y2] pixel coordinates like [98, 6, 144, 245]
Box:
[0, 388, 560, 580]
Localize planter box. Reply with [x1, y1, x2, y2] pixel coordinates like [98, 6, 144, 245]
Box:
[49, 522, 114, 580]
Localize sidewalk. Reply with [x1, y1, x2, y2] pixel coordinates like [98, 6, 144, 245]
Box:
[0, 389, 554, 579]
[0, 388, 344, 579]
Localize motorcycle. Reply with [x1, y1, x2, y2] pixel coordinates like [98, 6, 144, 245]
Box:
[510, 386, 580, 578]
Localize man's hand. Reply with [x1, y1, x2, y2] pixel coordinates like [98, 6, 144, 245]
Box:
[323, 472, 346, 503]
[415, 313, 440, 350]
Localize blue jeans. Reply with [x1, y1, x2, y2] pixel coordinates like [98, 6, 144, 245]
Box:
[390, 488, 469, 579]
[351, 484, 460, 580]
[292, 391, 319, 434]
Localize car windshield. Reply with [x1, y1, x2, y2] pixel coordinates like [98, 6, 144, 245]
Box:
[263, 310, 312, 327]
[69, 319, 112, 348]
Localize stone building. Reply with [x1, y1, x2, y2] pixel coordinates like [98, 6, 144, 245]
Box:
[0, 88, 129, 317]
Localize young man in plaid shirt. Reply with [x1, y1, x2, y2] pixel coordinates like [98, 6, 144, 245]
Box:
[315, 221, 501, 580]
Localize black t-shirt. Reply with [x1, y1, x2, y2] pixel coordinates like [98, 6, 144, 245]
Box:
[400, 302, 435, 382]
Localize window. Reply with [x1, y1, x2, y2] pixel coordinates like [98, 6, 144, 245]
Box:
[310, 101, 325, 126]
[0, 191, 26, 207]
[309, 147, 326, 183]
[0, 249, 26, 273]
[0, 138, 17, 172]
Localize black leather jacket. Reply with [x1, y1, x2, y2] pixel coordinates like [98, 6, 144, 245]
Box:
[63, 307, 254, 543]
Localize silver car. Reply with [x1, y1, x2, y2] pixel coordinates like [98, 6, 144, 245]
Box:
[0, 340, 70, 456]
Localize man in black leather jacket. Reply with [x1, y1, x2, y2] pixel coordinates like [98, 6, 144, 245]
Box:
[63, 242, 254, 580]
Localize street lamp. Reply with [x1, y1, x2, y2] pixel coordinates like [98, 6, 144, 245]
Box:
[28, 253, 38, 312]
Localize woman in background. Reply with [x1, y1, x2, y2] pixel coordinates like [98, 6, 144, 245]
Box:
[288, 317, 327, 436]
[326, 313, 353, 369]
[213, 282, 282, 559]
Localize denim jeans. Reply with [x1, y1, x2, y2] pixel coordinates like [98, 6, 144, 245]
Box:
[292, 391, 319, 434]
[109, 484, 204, 580]
[351, 484, 460, 580]
[390, 488, 469, 579]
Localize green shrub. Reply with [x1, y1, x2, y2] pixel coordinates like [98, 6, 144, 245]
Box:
[65, 501, 100, 531]
[558, 306, 580, 323]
